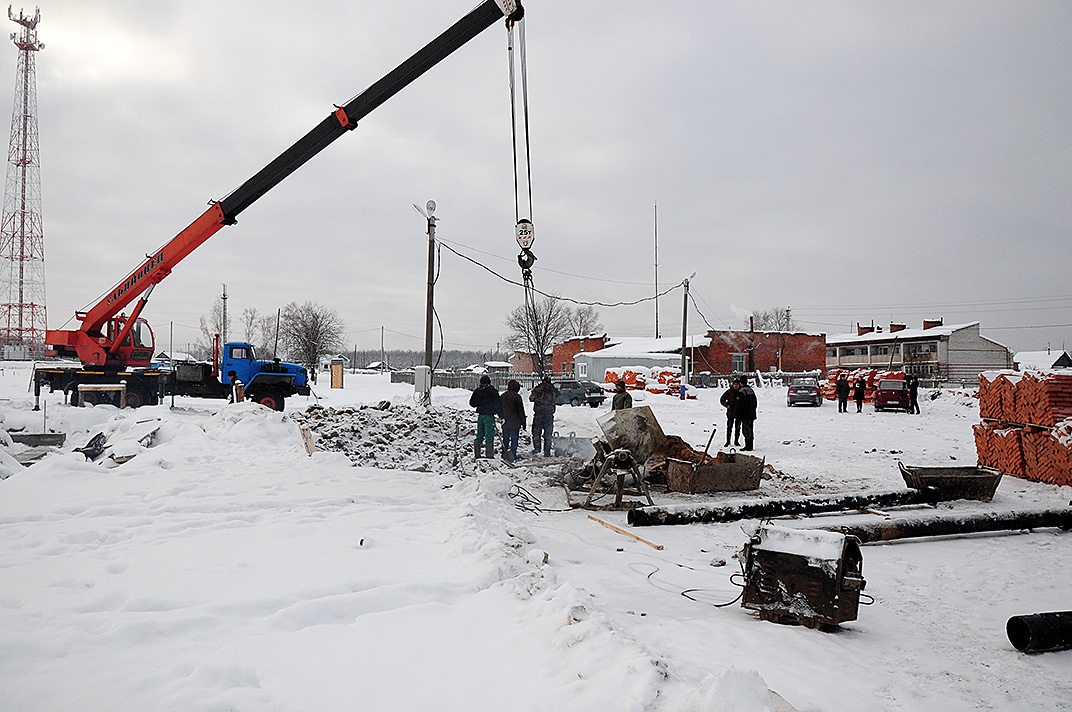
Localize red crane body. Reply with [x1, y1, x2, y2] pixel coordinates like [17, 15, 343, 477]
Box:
[45, 0, 523, 369]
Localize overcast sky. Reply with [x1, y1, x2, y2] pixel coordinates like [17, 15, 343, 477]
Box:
[7, 1, 1070, 357]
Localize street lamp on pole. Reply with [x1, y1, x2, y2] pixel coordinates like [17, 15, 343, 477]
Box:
[413, 200, 437, 405]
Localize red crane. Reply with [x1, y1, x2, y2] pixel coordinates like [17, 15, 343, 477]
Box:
[46, 0, 524, 369]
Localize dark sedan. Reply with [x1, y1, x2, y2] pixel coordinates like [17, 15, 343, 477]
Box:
[787, 378, 823, 407]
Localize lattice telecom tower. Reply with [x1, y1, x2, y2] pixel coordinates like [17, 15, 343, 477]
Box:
[0, 6, 45, 360]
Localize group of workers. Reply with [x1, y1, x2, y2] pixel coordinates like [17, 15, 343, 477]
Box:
[469, 374, 560, 462]
[469, 373, 762, 462]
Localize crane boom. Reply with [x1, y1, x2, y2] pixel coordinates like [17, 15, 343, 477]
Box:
[47, 0, 523, 368]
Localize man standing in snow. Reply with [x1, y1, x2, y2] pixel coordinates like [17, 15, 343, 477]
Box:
[612, 380, 632, 411]
[530, 376, 560, 457]
[835, 373, 850, 413]
[500, 379, 526, 462]
[720, 378, 741, 447]
[908, 375, 921, 414]
[734, 376, 758, 451]
[469, 375, 502, 459]
[853, 376, 867, 413]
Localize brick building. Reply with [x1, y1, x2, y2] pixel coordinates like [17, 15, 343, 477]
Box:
[551, 335, 609, 375]
[826, 320, 1012, 381]
[692, 330, 827, 374]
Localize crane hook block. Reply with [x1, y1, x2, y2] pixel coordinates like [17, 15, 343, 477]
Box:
[517, 248, 536, 272]
[516, 218, 534, 250]
[334, 107, 357, 131]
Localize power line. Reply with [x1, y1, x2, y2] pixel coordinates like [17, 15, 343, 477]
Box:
[438, 241, 681, 308]
[437, 237, 653, 287]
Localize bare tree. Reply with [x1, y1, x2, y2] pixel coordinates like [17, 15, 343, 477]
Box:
[746, 307, 797, 332]
[240, 307, 259, 342]
[503, 295, 572, 375]
[256, 313, 279, 360]
[279, 301, 346, 370]
[565, 305, 604, 338]
[197, 297, 230, 355]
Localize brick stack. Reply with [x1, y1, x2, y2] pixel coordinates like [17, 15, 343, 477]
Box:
[974, 370, 1072, 486]
[822, 368, 904, 402]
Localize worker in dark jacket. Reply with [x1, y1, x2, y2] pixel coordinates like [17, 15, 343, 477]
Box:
[720, 379, 741, 446]
[853, 377, 867, 413]
[500, 379, 526, 462]
[908, 375, 920, 414]
[469, 375, 502, 459]
[611, 380, 632, 410]
[530, 376, 559, 456]
[835, 373, 850, 413]
[734, 377, 758, 451]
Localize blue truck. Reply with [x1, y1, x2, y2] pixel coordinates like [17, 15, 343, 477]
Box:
[33, 340, 310, 411]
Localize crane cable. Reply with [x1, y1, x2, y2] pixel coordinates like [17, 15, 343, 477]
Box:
[506, 14, 543, 374]
[506, 16, 533, 224]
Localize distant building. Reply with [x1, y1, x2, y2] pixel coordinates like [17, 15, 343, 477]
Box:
[551, 335, 609, 375]
[696, 330, 826, 374]
[570, 336, 695, 382]
[1013, 350, 1072, 371]
[827, 320, 1012, 381]
[509, 350, 551, 373]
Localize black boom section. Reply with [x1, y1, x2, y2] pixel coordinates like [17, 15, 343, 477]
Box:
[219, 0, 507, 222]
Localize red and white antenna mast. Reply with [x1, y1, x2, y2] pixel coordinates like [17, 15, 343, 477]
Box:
[0, 6, 46, 360]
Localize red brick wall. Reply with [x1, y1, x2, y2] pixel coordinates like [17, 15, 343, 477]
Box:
[694, 331, 826, 373]
[552, 336, 607, 375]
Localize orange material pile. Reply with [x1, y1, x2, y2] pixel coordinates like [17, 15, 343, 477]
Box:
[974, 370, 1072, 486]
[821, 368, 904, 402]
[977, 370, 1072, 426]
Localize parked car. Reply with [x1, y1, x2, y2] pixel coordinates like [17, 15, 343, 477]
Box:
[874, 379, 911, 412]
[786, 378, 822, 407]
[530, 380, 606, 407]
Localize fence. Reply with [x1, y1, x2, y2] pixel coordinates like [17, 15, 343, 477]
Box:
[391, 370, 545, 392]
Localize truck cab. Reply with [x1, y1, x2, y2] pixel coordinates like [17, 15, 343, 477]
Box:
[221, 342, 310, 410]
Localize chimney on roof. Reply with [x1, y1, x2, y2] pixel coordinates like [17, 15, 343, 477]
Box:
[923, 319, 943, 330]
[857, 322, 874, 336]
[890, 323, 907, 333]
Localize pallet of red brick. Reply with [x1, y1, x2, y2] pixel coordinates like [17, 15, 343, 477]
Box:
[1017, 371, 1072, 427]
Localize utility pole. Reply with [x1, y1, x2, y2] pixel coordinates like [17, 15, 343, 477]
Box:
[417, 200, 437, 369]
[221, 283, 227, 345]
[680, 273, 694, 399]
[654, 202, 660, 339]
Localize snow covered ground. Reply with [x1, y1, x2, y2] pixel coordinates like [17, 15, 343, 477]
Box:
[1, 364, 1069, 711]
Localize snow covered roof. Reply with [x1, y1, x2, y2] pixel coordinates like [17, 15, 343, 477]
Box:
[484, 361, 513, 368]
[827, 321, 980, 345]
[1014, 350, 1071, 370]
[599, 335, 709, 357]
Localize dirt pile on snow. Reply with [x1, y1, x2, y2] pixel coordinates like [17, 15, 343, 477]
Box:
[294, 403, 482, 473]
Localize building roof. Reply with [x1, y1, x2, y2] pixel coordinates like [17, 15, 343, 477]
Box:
[827, 321, 980, 346]
[599, 335, 709, 357]
[1014, 350, 1071, 370]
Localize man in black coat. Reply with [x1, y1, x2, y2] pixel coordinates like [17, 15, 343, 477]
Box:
[908, 375, 920, 414]
[853, 377, 867, 413]
[500, 379, 526, 462]
[469, 375, 502, 459]
[530, 376, 560, 456]
[720, 378, 741, 447]
[734, 377, 758, 451]
[835, 373, 850, 413]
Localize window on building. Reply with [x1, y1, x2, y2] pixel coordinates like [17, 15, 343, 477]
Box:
[826, 347, 837, 358]
[732, 353, 747, 372]
[577, 362, 588, 378]
[905, 342, 938, 355]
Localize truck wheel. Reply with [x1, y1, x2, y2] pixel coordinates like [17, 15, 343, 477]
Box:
[123, 390, 144, 409]
[256, 393, 284, 411]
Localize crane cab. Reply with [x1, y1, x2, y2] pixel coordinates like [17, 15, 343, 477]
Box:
[106, 315, 156, 367]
